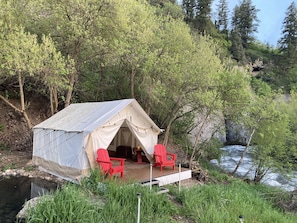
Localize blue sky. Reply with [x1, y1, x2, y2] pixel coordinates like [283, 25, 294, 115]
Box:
[211, 0, 297, 47]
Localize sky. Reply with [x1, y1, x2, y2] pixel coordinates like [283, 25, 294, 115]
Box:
[211, 0, 297, 47]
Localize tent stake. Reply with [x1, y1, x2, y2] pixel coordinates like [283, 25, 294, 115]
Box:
[150, 163, 153, 191]
[179, 163, 181, 193]
[137, 193, 141, 223]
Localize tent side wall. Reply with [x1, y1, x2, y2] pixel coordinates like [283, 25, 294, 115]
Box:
[32, 128, 90, 180]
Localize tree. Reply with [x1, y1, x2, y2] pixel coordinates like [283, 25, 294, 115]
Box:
[229, 29, 247, 63]
[38, 35, 74, 115]
[110, 0, 159, 100]
[182, 0, 214, 34]
[231, 81, 294, 183]
[0, 27, 42, 128]
[250, 93, 292, 183]
[215, 0, 229, 34]
[189, 67, 252, 164]
[194, 0, 213, 34]
[182, 0, 196, 23]
[26, 0, 117, 107]
[278, 92, 297, 170]
[278, 1, 297, 89]
[231, 0, 259, 49]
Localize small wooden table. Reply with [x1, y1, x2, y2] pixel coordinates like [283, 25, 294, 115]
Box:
[133, 147, 144, 164]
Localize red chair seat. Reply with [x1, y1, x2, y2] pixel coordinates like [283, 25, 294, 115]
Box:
[96, 148, 125, 178]
[153, 144, 176, 171]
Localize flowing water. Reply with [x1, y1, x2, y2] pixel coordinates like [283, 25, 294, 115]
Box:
[210, 145, 297, 191]
[0, 176, 57, 223]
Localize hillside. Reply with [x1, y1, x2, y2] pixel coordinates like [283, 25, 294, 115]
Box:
[0, 95, 50, 172]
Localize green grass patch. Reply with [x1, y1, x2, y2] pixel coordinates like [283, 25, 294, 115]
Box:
[24, 165, 35, 172]
[26, 169, 178, 223]
[0, 143, 9, 153]
[171, 181, 296, 222]
[1, 163, 16, 171]
[25, 168, 297, 223]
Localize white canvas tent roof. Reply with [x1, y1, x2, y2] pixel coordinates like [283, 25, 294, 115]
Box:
[32, 99, 161, 181]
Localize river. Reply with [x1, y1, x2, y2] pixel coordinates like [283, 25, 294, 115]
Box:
[210, 145, 297, 191]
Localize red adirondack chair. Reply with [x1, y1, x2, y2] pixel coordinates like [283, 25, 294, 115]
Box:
[96, 148, 125, 178]
[153, 144, 176, 171]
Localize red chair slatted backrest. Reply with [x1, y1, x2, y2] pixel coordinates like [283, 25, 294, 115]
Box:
[96, 148, 111, 172]
[154, 144, 167, 163]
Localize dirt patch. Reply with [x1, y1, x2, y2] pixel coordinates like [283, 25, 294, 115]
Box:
[0, 95, 57, 180]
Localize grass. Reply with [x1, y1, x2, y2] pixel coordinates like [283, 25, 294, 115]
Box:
[0, 143, 9, 153]
[1, 163, 16, 171]
[170, 181, 296, 223]
[24, 168, 297, 223]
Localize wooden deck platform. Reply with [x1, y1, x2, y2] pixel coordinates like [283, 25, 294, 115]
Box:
[120, 160, 192, 186]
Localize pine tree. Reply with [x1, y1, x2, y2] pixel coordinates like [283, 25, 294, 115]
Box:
[194, 0, 213, 34]
[215, 0, 229, 34]
[278, 2, 297, 71]
[231, 0, 259, 49]
[182, 0, 196, 23]
[182, 0, 213, 34]
[229, 29, 247, 64]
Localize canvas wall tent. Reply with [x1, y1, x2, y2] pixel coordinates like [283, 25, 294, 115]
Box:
[32, 99, 161, 181]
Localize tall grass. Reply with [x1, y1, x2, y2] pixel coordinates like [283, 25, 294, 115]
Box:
[172, 181, 297, 223]
[26, 184, 103, 223]
[25, 168, 297, 223]
[26, 168, 178, 223]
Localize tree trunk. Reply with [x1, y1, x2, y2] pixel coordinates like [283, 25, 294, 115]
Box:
[53, 86, 58, 113]
[162, 96, 182, 146]
[231, 128, 255, 176]
[0, 94, 32, 129]
[189, 109, 212, 168]
[163, 120, 172, 147]
[144, 78, 152, 116]
[65, 40, 81, 107]
[65, 70, 76, 107]
[17, 71, 32, 128]
[18, 71, 25, 112]
[130, 68, 136, 98]
[50, 87, 54, 116]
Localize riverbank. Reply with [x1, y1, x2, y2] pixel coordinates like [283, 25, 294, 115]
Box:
[0, 151, 64, 184]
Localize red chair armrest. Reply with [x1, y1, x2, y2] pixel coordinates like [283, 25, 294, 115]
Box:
[110, 157, 126, 165]
[96, 159, 111, 164]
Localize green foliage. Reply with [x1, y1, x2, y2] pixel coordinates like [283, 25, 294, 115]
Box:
[200, 138, 224, 161]
[24, 165, 35, 172]
[26, 168, 297, 223]
[0, 123, 3, 131]
[26, 184, 104, 223]
[215, 0, 229, 34]
[251, 77, 272, 96]
[1, 163, 16, 171]
[245, 41, 277, 64]
[246, 93, 293, 181]
[278, 92, 297, 169]
[0, 143, 9, 152]
[231, 0, 259, 49]
[278, 2, 297, 59]
[173, 181, 296, 222]
[27, 175, 177, 223]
